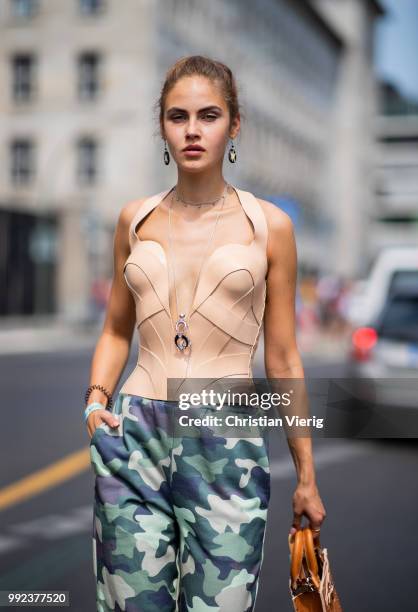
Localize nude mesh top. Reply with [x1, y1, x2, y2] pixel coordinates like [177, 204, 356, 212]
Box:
[119, 185, 268, 401]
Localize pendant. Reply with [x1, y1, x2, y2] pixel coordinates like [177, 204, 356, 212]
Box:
[174, 313, 191, 351]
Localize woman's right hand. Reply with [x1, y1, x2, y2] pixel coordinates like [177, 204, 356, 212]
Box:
[87, 409, 120, 440]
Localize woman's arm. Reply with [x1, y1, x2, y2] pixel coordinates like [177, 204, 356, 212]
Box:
[260, 200, 326, 535]
[85, 199, 144, 438]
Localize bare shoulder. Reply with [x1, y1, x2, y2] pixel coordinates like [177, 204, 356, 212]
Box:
[118, 197, 147, 229]
[256, 198, 295, 258]
[113, 198, 148, 256]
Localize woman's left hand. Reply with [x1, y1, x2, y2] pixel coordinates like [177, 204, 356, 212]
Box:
[289, 481, 326, 537]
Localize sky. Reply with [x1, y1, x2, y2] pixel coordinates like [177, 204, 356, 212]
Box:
[375, 0, 418, 99]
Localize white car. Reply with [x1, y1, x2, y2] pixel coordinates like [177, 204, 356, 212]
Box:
[346, 246, 418, 328]
[347, 284, 418, 415]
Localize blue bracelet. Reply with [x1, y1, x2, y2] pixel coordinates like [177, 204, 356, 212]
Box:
[84, 402, 106, 423]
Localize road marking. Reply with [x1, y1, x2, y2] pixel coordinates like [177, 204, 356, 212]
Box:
[0, 448, 91, 511]
[0, 505, 93, 557]
[0, 441, 374, 510]
[270, 441, 374, 479]
[0, 441, 375, 557]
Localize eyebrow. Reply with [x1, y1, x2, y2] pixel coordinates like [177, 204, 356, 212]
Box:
[166, 105, 223, 114]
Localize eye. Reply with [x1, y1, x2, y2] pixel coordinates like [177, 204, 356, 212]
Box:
[169, 113, 218, 122]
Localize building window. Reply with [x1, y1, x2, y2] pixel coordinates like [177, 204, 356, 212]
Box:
[11, 53, 36, 103]
[77, 137, 98, 185]
[77, 52, 101, 100]
[10, 139, 35, 185]
[10, 0, 38, 18]
[79, 0, 105, 16]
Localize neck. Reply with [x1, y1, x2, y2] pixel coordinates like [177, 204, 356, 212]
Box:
[175, 170, 229, 203]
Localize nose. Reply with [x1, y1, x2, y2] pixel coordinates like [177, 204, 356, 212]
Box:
[185, 117, 200, 138]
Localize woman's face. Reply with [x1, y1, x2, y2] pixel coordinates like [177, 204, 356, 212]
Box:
[162, 75, 239, 171]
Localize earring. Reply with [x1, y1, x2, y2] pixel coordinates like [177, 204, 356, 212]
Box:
[163, 140, 170, 165]
[228, 139, 237, 163]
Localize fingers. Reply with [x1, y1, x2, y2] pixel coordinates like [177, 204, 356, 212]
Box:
[290, 518, 323, 539]
[303, 506, 326, 539]
[309, 513, 325, 531]
[87, 410, 119, 437]
[290, 499, 326, 537]
[290, 512, 302, 536]
[309, 523, 322, 541]
[104, 412, 120, 428]
[310, 505, 326, 533]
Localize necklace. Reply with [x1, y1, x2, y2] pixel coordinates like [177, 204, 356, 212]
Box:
[168, 182, 229, 365]
[174, 188, 227, 208]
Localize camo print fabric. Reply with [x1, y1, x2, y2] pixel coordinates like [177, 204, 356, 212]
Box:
[90, 392, 271, 611]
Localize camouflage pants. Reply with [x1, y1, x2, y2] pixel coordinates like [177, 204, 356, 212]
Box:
[90, 392, 271, 611]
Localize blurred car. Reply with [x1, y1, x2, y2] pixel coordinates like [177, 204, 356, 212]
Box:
[347, 284, 418, 410]
[346, 246, 418, 327]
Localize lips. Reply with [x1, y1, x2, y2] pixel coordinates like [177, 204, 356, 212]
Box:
[183, 146, 205, 151]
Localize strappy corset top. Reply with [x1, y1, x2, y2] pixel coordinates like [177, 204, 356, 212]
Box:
[119, 185, 268, 401]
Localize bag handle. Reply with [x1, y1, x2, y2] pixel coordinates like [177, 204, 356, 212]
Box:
[289, 529, 304, 589]
[288, 527, 321, 591]
[302, 527, 321, 589]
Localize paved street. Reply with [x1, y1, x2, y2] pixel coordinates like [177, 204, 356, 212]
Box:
[0, 334, 416, 611]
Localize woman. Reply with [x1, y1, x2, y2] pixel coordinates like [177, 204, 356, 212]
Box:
[86, 55, 326, 612]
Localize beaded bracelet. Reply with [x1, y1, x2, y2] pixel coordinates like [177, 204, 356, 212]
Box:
[85, 384, 113, 409]
[84, 402, 107, 424]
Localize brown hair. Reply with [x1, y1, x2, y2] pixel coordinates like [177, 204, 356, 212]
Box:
[153, 55, 243, 139]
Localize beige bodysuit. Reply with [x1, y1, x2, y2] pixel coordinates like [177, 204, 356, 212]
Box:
[119, 184, 268, 400]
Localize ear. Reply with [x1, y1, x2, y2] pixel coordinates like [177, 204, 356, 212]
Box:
[160, 121, 166, 141]
[229, 114, 241, 139]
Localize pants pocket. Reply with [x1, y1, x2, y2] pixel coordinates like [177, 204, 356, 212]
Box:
[89, 421, 108, 447]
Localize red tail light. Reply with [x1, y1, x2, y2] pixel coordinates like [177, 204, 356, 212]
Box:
[351, 327, 378, 361]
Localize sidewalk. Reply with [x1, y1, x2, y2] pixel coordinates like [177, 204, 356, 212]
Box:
[297, 327, 351, 364]
[251, 327, 350, 370]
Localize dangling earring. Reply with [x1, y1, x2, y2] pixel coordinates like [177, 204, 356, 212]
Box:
[228, 138, 237, 163]
[163, 140, 170, 165]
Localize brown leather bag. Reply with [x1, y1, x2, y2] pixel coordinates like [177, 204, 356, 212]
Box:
[288, 527, 343, 611]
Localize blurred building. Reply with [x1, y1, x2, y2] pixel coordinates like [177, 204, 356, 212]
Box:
[310, 0, 385, 279]
[369, 80, 418, 262]
[0, 0, 384, 322]
[0, 0, 160, 321]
